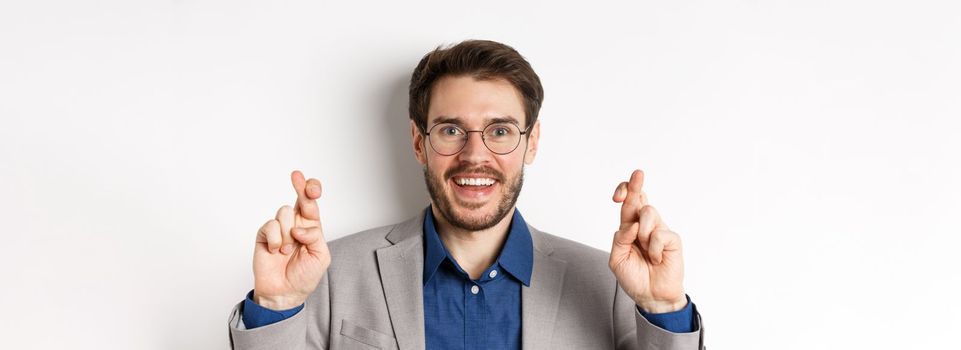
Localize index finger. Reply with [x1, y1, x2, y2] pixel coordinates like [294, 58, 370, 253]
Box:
[619, 169, 647, 227]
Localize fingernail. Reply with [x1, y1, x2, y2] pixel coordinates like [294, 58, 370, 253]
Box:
[282, 244, 294, 255]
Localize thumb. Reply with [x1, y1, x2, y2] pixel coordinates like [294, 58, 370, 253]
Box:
[291, 226, 328, 255]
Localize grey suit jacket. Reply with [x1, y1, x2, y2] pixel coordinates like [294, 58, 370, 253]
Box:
[228, 212, 705, 349]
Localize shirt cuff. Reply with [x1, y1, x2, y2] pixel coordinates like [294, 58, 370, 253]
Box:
[241, 290, 305, 329]
[636, 294, 697, 333]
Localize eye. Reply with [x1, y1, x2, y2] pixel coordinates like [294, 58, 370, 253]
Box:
[489, 125, 514, 137]
[439, 125, 462, 136]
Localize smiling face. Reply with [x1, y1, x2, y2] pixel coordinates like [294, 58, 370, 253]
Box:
[412, 75, 540, 231]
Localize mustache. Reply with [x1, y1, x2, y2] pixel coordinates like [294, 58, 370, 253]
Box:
[444, 164, 505, 183]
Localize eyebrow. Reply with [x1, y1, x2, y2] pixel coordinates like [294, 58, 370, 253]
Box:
[430, 116, 521, 127]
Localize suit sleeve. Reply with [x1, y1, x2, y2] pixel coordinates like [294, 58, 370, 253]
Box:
[613, 282, 705, 350]
[227, 274, 332, 350]
[635, 295, 695, 333]
[241, 290, 304, 328]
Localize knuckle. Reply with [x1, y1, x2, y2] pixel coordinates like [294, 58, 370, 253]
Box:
[278, 207, 296, 224]
[259, 220, 274, 233]
[266, 232, 282, 244]
[666, 230, 682, 244]
[640, 205, 658, 218]
[265, 219, 280, 230]
[650, 231, 662, 244]
[264, 221, 280, 235]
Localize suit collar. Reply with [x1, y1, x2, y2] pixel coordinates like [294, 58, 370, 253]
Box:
[527, 222, 556, 256]
[384, 210, 424, 245]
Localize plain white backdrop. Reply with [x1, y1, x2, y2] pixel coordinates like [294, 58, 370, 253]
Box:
[2, 0, 959, 349]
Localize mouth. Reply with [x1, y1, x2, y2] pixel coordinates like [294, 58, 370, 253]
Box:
[449, 175, 499, 201]
[453, 177, 496, 186]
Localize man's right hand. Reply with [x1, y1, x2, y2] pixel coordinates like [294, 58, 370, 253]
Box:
[252, 170, 331, 310]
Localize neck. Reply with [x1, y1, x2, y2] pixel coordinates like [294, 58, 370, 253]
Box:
[431, 205, 515, 280]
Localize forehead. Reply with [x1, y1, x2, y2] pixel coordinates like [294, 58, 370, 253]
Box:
[427, 75, 525, 127]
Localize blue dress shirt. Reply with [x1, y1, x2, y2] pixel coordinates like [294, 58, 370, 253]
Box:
[422, 207, 532, 350]
[242, 206, 696, 339]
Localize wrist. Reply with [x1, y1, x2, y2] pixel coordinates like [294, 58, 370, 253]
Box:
[636, 295, 687, 314]
[252, 291, 306, 310]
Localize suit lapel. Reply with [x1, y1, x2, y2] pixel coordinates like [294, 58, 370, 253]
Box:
[522, 229, 568, 350]
[376, 214, 426, 350]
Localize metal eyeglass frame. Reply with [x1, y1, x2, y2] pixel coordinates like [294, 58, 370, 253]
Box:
[423, 122, 533, 156]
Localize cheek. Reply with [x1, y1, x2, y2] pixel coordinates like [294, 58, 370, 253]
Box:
[415, 139, 429, 164]
[427, 155, 453, 177]
[498, 154, 526, 171]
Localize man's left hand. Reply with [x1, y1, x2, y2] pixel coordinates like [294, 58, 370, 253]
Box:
[609, 169, 687, 313]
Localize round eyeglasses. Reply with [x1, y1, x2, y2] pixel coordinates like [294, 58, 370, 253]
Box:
[424, 122, 532, 156]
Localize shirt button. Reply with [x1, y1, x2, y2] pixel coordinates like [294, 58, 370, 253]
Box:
[489, 270, 498, 278]
[470, 285, 480, 294]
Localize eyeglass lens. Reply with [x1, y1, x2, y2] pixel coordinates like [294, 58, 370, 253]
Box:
[428, 123, 524, 155]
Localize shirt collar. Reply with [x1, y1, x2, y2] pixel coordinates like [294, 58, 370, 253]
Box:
[422, 206, 534, 286]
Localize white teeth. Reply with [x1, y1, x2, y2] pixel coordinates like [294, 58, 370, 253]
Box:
[455, 178, 495, 186]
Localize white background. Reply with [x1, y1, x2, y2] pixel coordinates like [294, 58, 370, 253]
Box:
[2, 0, 959, 349]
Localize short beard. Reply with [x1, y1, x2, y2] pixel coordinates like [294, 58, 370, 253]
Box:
[424, 163, 524, 231]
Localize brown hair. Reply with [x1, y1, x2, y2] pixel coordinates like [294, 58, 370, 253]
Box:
[408, 40, 544, 133]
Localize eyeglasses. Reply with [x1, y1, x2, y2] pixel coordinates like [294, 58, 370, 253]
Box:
[424, 122, 532, 156]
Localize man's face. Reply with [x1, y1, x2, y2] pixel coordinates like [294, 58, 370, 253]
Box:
[412, 76, 540, 231]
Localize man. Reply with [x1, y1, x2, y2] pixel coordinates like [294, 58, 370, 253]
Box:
[228, 40, 705, 349]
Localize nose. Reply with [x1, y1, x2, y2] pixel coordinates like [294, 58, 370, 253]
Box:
[457, 131, 493, 164]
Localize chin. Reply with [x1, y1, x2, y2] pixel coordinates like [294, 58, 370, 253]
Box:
[423, 164, 524, 232]
[448, 198, 503, 227]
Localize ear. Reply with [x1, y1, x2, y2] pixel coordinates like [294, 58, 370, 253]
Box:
[411, 120, 428, 165]
[524, 120, 540, 165]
